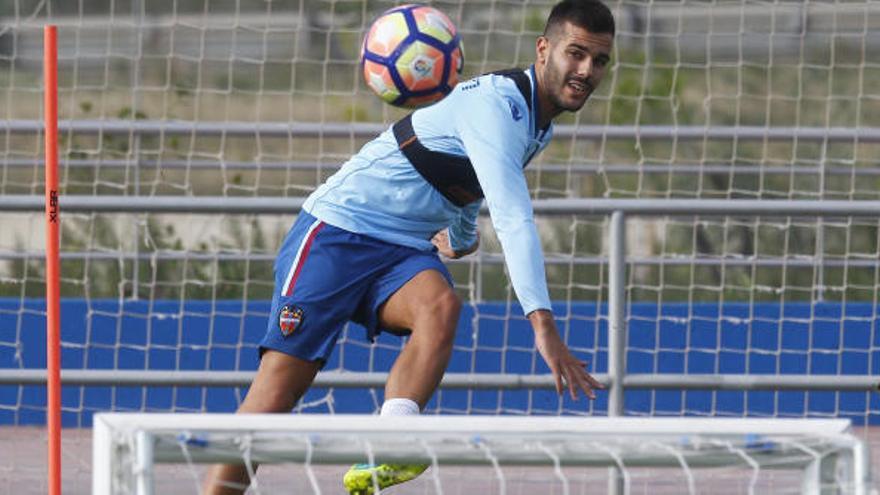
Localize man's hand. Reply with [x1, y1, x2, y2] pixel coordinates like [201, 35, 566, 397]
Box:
[431, 228, 479, 259]
[529, 310, 603, 400]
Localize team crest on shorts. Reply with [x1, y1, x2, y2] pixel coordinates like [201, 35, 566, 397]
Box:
[278, 305, 303, 337]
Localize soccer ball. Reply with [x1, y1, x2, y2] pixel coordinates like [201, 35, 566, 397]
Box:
[361, 4, 464, 108]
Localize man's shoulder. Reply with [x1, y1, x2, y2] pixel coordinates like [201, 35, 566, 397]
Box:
[435, 70, 529, 129]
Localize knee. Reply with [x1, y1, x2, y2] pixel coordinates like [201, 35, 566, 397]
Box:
[434, 288, 462, 324]
[418, 289, 461, 346]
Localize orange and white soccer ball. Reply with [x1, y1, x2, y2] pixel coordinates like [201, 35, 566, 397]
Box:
[361, 4, 464, 108]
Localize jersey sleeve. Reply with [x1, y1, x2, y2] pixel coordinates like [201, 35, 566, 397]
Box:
[447, 200, 481, 252]
[454, 83, 552, 314]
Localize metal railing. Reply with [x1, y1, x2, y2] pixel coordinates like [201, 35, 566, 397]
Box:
[3, 195, 880, 416]
[5, 119, 880, 142]
[5, 4, 880, 64]
[6, 158, 880, 177]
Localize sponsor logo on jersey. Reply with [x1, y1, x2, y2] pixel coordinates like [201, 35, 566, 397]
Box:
[507, 97, 523, 121]
[279, 305, 304, 337]
[460, 79, 480, 91]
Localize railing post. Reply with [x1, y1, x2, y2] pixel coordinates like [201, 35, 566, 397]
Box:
[608, 210, 626, 417]
[129, 0, 145, 300]
[607, 210, 628, 494]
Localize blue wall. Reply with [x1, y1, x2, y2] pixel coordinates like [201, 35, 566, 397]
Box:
[1, 298, 878, 426]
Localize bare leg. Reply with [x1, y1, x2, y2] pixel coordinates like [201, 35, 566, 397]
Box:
[342, 270, 459, 494]
[379, 270, 460, 409]
[202, 350, 321, 495]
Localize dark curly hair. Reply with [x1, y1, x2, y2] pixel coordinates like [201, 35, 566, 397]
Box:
[543, 0, 615, 39]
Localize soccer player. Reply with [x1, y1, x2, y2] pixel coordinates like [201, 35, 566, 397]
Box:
[204, 0, 614, 493]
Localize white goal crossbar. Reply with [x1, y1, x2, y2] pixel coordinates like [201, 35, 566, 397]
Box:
[93, 414, 872, 495]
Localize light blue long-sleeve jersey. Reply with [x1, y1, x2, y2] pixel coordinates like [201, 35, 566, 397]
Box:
[302, 66, 554, 314]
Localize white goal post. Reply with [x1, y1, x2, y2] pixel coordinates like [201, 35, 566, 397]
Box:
[93, 414, 872, 495]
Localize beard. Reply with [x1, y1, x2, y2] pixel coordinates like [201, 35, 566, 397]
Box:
[544, 55, 593, 113]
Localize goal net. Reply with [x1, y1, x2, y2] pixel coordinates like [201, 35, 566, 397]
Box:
[1, 0, 879, 493]
[93, 414, 870, 495]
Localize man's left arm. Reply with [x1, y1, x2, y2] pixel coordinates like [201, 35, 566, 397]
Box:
[529, 309, 603, 399]
[452, 83, 602, 401]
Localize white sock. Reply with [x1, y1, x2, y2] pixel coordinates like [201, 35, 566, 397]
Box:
[380, 397, 420, 416]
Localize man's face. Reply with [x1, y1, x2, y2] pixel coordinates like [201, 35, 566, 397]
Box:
[537, 22, 613, 113]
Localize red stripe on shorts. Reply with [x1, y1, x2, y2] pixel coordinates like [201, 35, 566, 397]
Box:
[283, 221, 325, 296]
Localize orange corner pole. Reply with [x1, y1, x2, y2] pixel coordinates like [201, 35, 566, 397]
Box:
[44, 24, 61, 495]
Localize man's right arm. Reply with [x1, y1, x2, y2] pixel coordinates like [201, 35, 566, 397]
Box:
[445, 200, 481, 256]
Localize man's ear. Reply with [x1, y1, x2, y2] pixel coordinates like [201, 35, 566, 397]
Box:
[536, 36, 549, 66]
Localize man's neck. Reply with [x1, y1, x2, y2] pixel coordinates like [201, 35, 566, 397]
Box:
[533, 66, 561, 130]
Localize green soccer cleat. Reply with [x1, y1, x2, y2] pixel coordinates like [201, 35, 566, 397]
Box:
[343, 462, 428, 494]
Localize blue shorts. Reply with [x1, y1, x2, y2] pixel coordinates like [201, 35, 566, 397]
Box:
[260, 211, 452, 365]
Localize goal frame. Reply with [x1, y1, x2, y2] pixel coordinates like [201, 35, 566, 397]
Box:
[92, 413, 871, 495]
